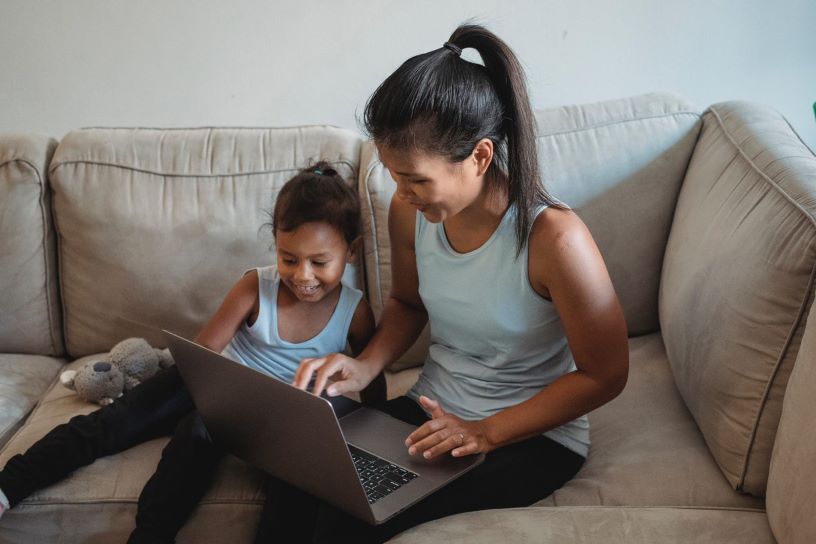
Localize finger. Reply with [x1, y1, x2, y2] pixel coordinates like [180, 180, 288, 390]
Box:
[292, 358, 314, 388]
[451, 441, 479, 457]
[418, 395, 445, 419]
[405, 417, 446, 447]
[312, 358, 344, 397]
[423, 433, 466, 459]
[408, 424, 454, 455]
[293, 358, 323, 390]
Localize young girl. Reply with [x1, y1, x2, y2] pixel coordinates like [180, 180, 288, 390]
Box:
[278, 23, 630, 542]
[0, 164, 377, 543]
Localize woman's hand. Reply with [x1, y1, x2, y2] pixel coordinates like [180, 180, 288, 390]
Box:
[405, 396, 492, 459]
[292, 353, 378, 397]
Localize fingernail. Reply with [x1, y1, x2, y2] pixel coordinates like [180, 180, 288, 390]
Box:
[423, 451, 431, 459]
[408, 447, 416, 455]
[327, 387, 336, 396]
[404, 439, 411, 446]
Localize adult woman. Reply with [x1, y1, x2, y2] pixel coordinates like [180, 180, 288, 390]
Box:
[286, 23, 629, 542]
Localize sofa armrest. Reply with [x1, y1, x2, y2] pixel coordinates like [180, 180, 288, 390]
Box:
[660, 100, 816, 495]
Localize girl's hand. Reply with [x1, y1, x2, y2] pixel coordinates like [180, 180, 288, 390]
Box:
[292, 353, 378, 397]
[405, 396, 492, 459]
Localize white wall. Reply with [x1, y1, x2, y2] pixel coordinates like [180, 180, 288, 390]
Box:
[1, 0, 814, 148]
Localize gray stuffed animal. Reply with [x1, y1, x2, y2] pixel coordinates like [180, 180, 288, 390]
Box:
[60, 338, 174, 406]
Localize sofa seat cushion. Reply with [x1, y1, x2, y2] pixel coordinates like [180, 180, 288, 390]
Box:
[0, 355, 266, 543]
[390, 506, 773, 544]
[0, 354, 64, 447]
[538, 334, 764, 509]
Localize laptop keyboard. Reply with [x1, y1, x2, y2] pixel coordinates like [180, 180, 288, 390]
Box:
[348, 444, 418, 504]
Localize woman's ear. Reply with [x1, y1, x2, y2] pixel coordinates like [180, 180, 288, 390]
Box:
[472, 138, 494, 176]
[347, 237, 362, 262]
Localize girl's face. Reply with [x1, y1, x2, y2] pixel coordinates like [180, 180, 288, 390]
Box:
[377, 143, 490, 223]
[275, 222, 355, 303]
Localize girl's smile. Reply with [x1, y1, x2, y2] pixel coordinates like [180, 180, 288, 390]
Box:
[275, 221, 355, 303]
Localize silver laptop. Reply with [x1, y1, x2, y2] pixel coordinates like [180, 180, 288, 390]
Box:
[163, 330, 484, 525]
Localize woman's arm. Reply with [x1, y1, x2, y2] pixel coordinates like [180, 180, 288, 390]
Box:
[294, 195, 429, 396]
[194, 270, 259, 353]
[407, 209, 629, 458]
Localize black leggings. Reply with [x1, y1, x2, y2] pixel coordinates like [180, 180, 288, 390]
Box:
[0, 365, 193, 508]
[0, 367, 585, 543]
[129, 395, 585, 543]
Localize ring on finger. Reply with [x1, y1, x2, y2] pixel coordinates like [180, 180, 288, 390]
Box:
[457, 432, 465, 445]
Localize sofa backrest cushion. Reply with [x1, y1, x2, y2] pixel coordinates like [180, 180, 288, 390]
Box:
[538, 92, 701, 336]
[360, 93, 701, 369]
[767, 289, 816, 544]
[49, 127, 362, 357]
[0, 134, 63, 356]
[660, 101, 816, 495]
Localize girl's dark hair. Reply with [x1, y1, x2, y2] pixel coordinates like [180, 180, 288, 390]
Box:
[363, 23, 565, 255]
[270, 161, 361, 246]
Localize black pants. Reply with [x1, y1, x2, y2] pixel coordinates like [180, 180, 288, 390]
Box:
[0, 368, 585, 543]
[130, 396, 585, 544]
[0, 365, 193, 508]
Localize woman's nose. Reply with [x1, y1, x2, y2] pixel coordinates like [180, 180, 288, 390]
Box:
[395, 181, 414, 201]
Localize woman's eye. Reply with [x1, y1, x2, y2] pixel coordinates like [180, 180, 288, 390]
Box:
[282, 258, 296, 265]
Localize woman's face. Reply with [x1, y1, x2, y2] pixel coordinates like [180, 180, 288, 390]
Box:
[377, 143, 490, 223]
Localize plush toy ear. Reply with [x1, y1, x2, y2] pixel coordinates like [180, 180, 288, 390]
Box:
[60, 370, 78, 391]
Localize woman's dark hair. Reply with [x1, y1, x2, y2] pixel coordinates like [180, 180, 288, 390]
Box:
[269, 161, 361, 246]
[363, 23, 565, 255]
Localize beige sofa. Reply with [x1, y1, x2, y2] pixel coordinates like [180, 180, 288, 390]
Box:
[0, 92, 814, 543]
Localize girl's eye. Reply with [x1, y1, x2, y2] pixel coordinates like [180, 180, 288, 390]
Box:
[282, 258, 297, 265]
[312, 261, 328, 267]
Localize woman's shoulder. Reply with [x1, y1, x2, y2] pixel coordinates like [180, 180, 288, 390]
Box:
[528, 206, 598, 278]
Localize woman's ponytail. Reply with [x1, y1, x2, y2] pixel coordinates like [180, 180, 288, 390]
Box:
[364, 23, 565, 255]
[447, 25, 562, 254]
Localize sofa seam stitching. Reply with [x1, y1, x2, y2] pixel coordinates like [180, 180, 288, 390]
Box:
[0, 159, 60, 356]
[47, 159, 357, 179]
[536, 110, 701, 139]
[708, 105, 816, 490]
[363, 157, 384, 315]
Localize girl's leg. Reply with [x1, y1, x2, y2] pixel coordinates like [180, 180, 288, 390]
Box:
[127, 411, 225, 544]
[0, 366, 193, 507]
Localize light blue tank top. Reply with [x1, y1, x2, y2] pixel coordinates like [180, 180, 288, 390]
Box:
[408, 205, 590, 457]
[221, 266, 363, 383]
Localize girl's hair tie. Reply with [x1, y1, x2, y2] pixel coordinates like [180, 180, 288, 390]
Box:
[313, 168, 323, 175]
[443, 42, 462, 56]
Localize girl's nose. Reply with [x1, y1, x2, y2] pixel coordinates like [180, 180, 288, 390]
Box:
[294, 263, 314, 281]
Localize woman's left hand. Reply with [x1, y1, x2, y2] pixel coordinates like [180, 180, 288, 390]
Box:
[405, 396, 492, 459]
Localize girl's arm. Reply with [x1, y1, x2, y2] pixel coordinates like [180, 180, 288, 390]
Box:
[407, 208, 629, 459]
[294, 195, 428, 396]
[194, 270, 260, 353]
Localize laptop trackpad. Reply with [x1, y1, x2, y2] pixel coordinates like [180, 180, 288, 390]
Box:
[338, 407, 483, 481]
